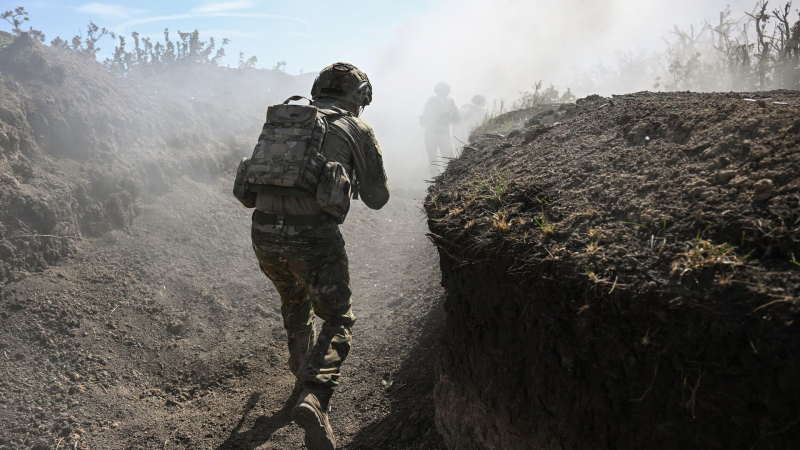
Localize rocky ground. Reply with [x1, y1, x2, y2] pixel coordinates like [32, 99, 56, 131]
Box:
[0, 176, 446, 449]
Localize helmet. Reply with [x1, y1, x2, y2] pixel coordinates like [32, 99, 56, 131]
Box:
[471, 94, 487, 107]
[434, 82, 451, 96]
[311, 62, 372, 108]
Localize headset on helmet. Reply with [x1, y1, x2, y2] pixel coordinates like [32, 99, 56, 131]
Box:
[311, 62, 372, 109]
[357, 80, 373, 107]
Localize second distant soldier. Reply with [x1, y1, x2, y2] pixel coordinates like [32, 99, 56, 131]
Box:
[454, 94, 487, 144]
[234, 62, 390, 450]
[420, 82, 460, 176]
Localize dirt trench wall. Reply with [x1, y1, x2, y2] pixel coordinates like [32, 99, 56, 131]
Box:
[433, 254, 799, 450]
[426, 92, 800, 450]
[0, 34, 304, 283]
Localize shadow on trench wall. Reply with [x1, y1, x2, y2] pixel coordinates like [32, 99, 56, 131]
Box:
[344, 295, 447, 450]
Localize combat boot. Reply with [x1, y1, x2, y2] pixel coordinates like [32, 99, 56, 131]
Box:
[287, 325, 315, 377]
[292, 384, 336, 450]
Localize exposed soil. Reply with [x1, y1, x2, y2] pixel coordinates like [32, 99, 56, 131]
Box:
[426, 91, 800, 449]
[1, 177, 446, 450]
[0, 34, 446, 449]
[468, 104, 560, 140]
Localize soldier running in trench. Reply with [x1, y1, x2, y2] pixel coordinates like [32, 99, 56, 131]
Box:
[233, 62, 390, 449]
[420, 82, 460, 176]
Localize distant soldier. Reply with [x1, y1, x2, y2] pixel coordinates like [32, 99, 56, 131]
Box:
[420, 82, 460, 176]
[454, 94, 487, 144]
[234, 62, 389, 450]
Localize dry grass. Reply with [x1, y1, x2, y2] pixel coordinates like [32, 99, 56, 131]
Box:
[466, 172, 509, 205]
[534, 211, 556, 236]
[492, 212, 510, 232]
[446, 207, 464, 218]
[671, 234, 744, 276]
[586, 270, 609, 284]
[716, 272, 735, 285]
[586, 240, 600, 254]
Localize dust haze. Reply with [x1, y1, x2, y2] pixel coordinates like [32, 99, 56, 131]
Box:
[343, 0, 756, 193]
[45, 0, 762, 194]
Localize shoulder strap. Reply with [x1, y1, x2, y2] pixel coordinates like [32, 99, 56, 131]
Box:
[326, 115, 363, 160]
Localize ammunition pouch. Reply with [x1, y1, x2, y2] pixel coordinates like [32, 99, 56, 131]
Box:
[315, 161, 351, 224]
[233, 157, 256, 208]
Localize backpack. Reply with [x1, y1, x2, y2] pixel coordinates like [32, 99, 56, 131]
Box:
[233, 96, 352, 223]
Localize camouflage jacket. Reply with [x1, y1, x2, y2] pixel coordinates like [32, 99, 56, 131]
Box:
[255, 100, 390, 215]
[421, 96, 460, 132]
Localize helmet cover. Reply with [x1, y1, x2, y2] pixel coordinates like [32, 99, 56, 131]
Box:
[311, 62, 372, 107]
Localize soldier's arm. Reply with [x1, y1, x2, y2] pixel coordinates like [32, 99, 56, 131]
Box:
[448, 98, 461, 124]
[351, 120, 390, 210]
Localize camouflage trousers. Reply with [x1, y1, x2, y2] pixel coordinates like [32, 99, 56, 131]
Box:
[251, 212, 354, 388]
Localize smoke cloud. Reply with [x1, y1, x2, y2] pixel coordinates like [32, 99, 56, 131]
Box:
[357, 0, 757, 193]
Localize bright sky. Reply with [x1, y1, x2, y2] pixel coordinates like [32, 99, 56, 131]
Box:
[12, 0, 435, 73]
[10, 0, 761, 77]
